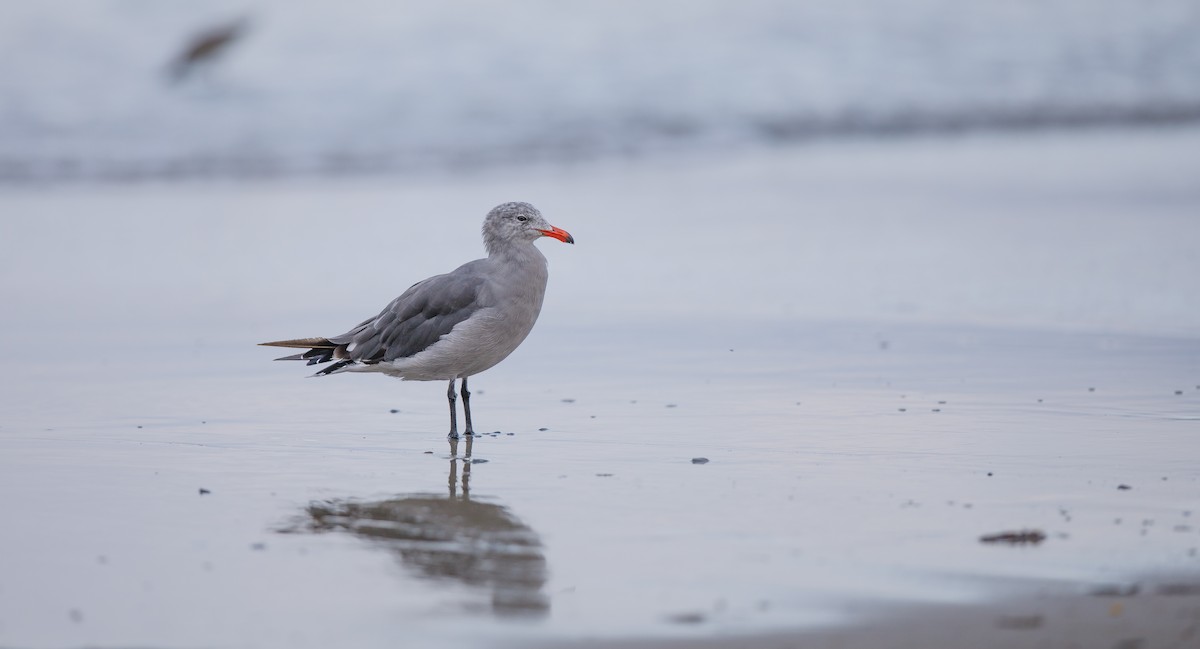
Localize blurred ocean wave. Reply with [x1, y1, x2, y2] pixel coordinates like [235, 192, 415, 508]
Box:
[1, 0, 1198, 182]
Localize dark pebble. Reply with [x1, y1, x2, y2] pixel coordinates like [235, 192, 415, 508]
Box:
[561, 398, 576, 403]
[987, 472, 993, 477]
[1088, 387, 1096, 392]
[251, 542, 267, 551]
[932, 408, 941, 412]
[198, 488, 211, 495]
[1118, 484, 1132, 490]
[423, 451, 433, 454]
[979, 529, 1046, 545]
[507, 432, 515, 436]
[898, 408, 907, 412]
[666, 404, 678, 408]
[691, 457, 709, 464]
[538, 427, 548, 431]
[471, 458, 489, 464]
[390, 409, 400, 413]
[1175, 390, 1184, 395]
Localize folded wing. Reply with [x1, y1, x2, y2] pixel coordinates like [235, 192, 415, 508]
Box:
[261, 264, 488, 375]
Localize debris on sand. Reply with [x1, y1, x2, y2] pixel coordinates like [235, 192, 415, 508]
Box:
[994, 614, 1043, 629]
[665, 611, 706, 624]
[691, 457, 710, 464]
[198, 487, 211, 495]
[1090, 583, 1140, 597]
[1118, 484, 1132, 490]
[979, 529, 1046, 545]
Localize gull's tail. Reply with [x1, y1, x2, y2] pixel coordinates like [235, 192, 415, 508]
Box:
[259, 337, 352, 374]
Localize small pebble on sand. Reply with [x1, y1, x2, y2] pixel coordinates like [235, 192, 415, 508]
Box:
[691, 457, 709, 464]
[1118, 484, 1132, 490]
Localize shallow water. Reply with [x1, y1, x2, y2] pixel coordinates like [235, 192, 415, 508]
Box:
[1, 128, 1199, 647]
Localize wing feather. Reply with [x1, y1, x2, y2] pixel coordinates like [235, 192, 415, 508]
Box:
[331, 264, 488, 364]
[262, 260, 491, 373]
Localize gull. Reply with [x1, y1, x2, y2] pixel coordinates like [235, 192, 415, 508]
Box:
[166, 17, 250, 83]
[261, 202, 574, 438]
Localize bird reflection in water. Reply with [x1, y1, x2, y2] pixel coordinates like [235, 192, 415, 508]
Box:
[293, 436, 549, 617]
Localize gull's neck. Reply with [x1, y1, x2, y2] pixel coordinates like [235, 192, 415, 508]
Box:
[486, 238, 546, 268]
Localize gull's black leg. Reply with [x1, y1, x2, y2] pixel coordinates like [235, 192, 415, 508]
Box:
[446, 378, 459, 439]
[461, 375, 475, 436]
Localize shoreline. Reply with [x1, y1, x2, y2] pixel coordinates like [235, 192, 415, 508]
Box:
[536, 573, 1200, 649]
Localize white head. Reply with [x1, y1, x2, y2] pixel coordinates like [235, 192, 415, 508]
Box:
[482, 202, 574, 255]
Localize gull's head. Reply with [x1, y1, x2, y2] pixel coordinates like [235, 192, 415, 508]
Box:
[483, 202, 574, 253]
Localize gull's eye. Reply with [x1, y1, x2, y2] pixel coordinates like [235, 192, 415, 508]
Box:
[516, 215, 528, 222]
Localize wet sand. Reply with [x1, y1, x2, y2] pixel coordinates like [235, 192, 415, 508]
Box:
[1, 127, 1198, 648]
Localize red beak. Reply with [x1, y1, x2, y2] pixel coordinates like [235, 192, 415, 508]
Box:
[538, 226, 575, 244]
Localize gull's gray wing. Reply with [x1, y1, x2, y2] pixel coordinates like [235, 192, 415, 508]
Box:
[330, 261, 490, 365]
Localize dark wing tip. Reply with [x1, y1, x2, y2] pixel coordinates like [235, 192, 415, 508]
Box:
[259, 337, 334, 349]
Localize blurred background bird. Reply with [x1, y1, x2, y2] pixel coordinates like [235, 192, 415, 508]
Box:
[166, 16, 250, 83]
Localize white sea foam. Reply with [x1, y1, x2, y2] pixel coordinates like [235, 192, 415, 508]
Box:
[2, 0, 1199, 180]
